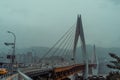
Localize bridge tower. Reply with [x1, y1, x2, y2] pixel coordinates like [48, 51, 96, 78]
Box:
[73, 15, 89, 79]
[91, 45, 99, 75]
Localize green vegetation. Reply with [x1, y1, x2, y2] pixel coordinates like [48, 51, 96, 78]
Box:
[106, 53, 120, 80]
[107, 53, 120, 70]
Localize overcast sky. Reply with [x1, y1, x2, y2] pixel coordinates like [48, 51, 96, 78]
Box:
[0, 0, 120, 49]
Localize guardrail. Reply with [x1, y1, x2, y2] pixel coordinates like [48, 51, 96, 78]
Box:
[0, 73, 12, 80]
[18, 69, 33, 80]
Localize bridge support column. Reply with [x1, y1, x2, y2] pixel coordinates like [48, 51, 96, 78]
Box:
[73, 15, 89, 79]
[18, 74, 22, 80]
[69, 73, 79, 80]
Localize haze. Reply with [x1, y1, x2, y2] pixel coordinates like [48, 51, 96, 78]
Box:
[0, 0, 120, 49]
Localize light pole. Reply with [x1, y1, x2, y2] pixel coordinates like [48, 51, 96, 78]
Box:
[7, 31, 16, 65]
[4, 31, 16, 73]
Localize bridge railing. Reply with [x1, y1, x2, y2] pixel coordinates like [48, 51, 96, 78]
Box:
[0, 73, 12, 80]
[17, 69, 33, 80]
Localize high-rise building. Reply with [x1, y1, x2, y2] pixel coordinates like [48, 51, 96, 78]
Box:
[26, 52, 33, 65]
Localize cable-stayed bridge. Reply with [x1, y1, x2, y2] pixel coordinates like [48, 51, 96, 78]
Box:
[1, 15, 98, 80]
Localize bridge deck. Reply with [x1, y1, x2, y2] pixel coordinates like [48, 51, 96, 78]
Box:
[4, 64, 95, 80]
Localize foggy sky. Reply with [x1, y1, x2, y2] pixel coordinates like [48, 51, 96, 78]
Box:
[0, 0, 120, 49]
[109, 0, 120, 5]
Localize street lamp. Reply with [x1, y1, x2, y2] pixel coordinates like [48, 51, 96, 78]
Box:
[7, 31, 16, 64]
[4, 31, 16, 74]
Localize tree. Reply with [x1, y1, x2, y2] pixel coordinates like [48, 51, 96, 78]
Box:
[106, 53, 120, 80]
[107, 53, 120, 70]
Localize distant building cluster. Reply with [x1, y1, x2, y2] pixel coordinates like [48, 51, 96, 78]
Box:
[15, 52, 39, 65]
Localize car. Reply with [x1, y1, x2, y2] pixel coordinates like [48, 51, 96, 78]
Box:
[0, 68, 8, 75]
[98, 76, 105, 80]
[91, 75, 98, 80]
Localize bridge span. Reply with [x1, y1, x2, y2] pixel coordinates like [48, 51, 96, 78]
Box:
[26, 64, 96, 80]
[4, 63, 95, 80]
[2, 15, 99, 80]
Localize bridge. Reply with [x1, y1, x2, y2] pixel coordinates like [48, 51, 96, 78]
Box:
[1, 15, 98, 80]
